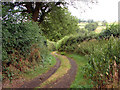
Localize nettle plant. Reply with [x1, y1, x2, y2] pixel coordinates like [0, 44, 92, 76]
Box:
[83, 36, 120, 88]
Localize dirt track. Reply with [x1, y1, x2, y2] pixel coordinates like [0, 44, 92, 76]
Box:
[15, 53, 77, 88]
[44, 56, 77, 88]
[20, 56, 61, 88]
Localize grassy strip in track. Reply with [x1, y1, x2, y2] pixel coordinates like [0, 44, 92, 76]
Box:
[66, 53, 93, 88]
[22, 54, 56, 81]
[37, 52, 71, 88]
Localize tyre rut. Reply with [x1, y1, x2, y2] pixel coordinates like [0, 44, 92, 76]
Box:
[44, 55, 77, 88]
[20, 56, 61, 88]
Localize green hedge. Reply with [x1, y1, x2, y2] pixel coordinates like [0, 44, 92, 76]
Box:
[47, 40, 56, 51]
[2, 5, 48, 81]
[99, 24, 120, 39]
[56, 32, 98, 52]
[83, 36, 120, 88]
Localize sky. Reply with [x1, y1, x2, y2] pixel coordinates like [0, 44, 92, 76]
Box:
[68, 0, 119, 22]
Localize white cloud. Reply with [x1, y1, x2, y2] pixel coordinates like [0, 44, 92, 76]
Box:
[68, 0, 119, 22]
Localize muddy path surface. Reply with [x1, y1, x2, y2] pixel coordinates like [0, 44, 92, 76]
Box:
[43, 56, 77, 88]
[14, 53, 77, 88]
[20, 56, 61, 88]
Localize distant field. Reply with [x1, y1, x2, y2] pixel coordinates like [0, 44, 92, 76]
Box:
[95, 26, 106, 33]
[78, 22, 106, 33]
[78, 23, 88, 28]
[78, 22, 117, 33]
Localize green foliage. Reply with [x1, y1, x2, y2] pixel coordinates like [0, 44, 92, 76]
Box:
[56, 35, 71, 51]
[99, 24, 119, 39]
[60, 52, 66, 55]
[2, 20, 47, 62]
[2, 4, 49, 81]
[82, 37, 120, 87]
[56, 23, 120, 87]
[56, 35, 77, 52]
[47, 40, 56, 51]
[23, 54, 56, 80]
[59, 35, 120, 88]
[66, 54, 93, 88]
[40, 7, 79, 41]
[57, 24, 119, 55]
[56, 32, 98, 52]
[85, 22, 98, 31]
[76, 28, 88, 36]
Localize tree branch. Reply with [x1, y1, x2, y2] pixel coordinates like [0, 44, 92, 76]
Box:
[24, 2, 33, 14]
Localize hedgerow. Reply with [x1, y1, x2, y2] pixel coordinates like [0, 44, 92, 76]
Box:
[56, 32, 98, 52]
[99, 24, 120, 39]
[2, 5, 48, 81]
[83, 36, 120, 88]
[57, 24, 119, 53]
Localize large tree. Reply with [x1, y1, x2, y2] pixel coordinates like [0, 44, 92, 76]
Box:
[2, 0, 97, 23]
[2, 2, 65, 23]
[40, 7, 79, 41]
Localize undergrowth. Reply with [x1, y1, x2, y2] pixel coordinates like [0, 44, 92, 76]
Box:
[66, 53, 93, 88]
[38, 52, 71, 88]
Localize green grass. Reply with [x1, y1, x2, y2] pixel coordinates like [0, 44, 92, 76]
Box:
[22, 54, 56, 81]
[37, 52, 71, 88]
[66, 53, 93, 88]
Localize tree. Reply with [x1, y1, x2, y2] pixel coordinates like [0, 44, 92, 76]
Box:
[40, 7, 79, 41]
[87, 19, 94, 23]
[2, 2, 65, 23]
[85, 22, 98, 31]
[2, 0, 97, 24]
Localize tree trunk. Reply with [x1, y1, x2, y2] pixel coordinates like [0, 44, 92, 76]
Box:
[32, 2, 41, 22]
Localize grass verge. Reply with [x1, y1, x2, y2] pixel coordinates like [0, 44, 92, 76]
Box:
[22, 54, 56, 81]
[37, 52, 71, 88]
[66, 53, 93, 88]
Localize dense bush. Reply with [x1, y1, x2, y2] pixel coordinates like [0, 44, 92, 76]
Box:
[61, 35, 120, 88]
[57, 23, 119, 53]
[76, 28, 88, 36]
[56, 23, 120, 88]
[56, 32, 98, 52]
[2, 5, 48, 81]
[56, 35, 72, 51]
[47, 40, 56, 51]
[99, 24, 119, 39]
[57, 31, 120, 88]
